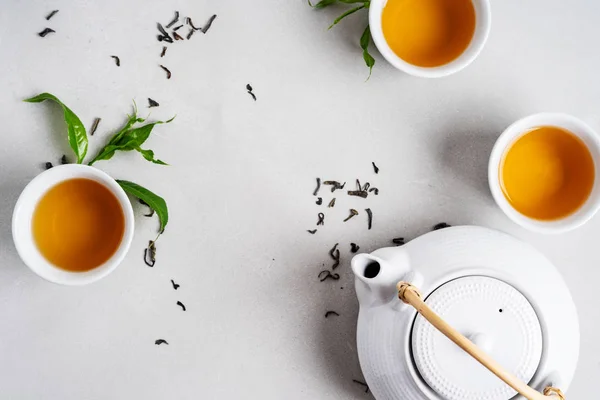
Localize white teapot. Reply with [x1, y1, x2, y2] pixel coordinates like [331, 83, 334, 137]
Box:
[351, 226, 579, 400]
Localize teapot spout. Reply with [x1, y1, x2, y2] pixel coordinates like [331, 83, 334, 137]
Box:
[351, 248, 411, 307]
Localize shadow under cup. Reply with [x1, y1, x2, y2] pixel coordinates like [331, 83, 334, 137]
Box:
[12, 165, 134, 285]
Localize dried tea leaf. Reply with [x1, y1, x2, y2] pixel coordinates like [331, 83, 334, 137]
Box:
[313, 177, 321, 196]
[433, 222, 451, 230]
[372, 161, 379, 174]
[201, 15, 217, 33]
[353, 379, 370, 393]
[317, 212, 325, 226]
[90, 118, 101, 136]
[38, 28, 55, 37]
[165, 11, 179, 28]
[46, 10, 59, 20]
[344, 209, 359, 222]
[318, 270, 340, 282]
[144, 240, 156, 267]
[160, 65, 172, 79]
[348, 190, 368, 198]
[392, 237, 405, 246]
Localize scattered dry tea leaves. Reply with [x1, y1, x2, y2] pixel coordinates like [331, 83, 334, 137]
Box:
[201, 14, 217, 33]
[352, 379, 370, 394]
[144, 240, 157, 267]
[392, 237, 405, 246]
[90, 118, 101, 136]
[246, 84, 257, 101]
[313, 178, 321, 196]
[165, 11, 179, 28]
[372, 161, 379, 174]
[433, 222, 451, 230]
[160, 65, 172, 79]
[365, 208, 373, 230]
[46, 10, 59, 20]
[318, 270, 340, 282]
[317, 212, 325, 226]
[344, 209, 359, 222]
[38, 28, 55, 37]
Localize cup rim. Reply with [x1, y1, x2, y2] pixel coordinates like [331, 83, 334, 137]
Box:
[12, 164, 135, 285]
[368, 0, 492, 78]
[488, 113, 600, 234]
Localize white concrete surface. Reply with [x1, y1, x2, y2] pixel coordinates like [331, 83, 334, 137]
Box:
[0, 0, 598, 398]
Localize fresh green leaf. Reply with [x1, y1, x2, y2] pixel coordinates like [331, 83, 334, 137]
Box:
[360, 25, 375, 79]
[116, 180, 168, 233]
[136, 147, 168, 165]
[24, 93, 88, 164]
[328, 4, 366, 29]
[360, 24, 370, 49]
[88, 105, 173, 165]
[109, 106, 146, 146]
[309, 0, 368, 7]
[308, 0, 337, 9]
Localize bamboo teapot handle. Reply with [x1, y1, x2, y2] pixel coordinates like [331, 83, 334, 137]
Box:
[397, 282, 565, 400]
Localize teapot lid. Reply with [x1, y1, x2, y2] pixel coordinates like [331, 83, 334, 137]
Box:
[411, 276, 543, 400]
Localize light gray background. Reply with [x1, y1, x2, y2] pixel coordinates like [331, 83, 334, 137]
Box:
[0, 0, 598, 399]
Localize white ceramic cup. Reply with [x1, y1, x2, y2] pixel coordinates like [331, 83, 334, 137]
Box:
[489, 113, 600, 234]
[368, 0, 492, 78]
[12, 164, 135, 285]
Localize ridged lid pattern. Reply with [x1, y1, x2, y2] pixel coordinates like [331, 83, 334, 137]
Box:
[411, 276, 543, 400]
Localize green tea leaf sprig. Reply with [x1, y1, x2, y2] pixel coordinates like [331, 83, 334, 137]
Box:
[117, 179, 169, 267]
[24, 93, 88, 163]
[328, 2, 368, 29]
[116, 180, 168, 233]
[88, 105, 174, 166]
[25, 92, 171, 263]
[360, 25, 375, 79]
[308, 0, 375, 78]
[309, 0, 367, 9]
